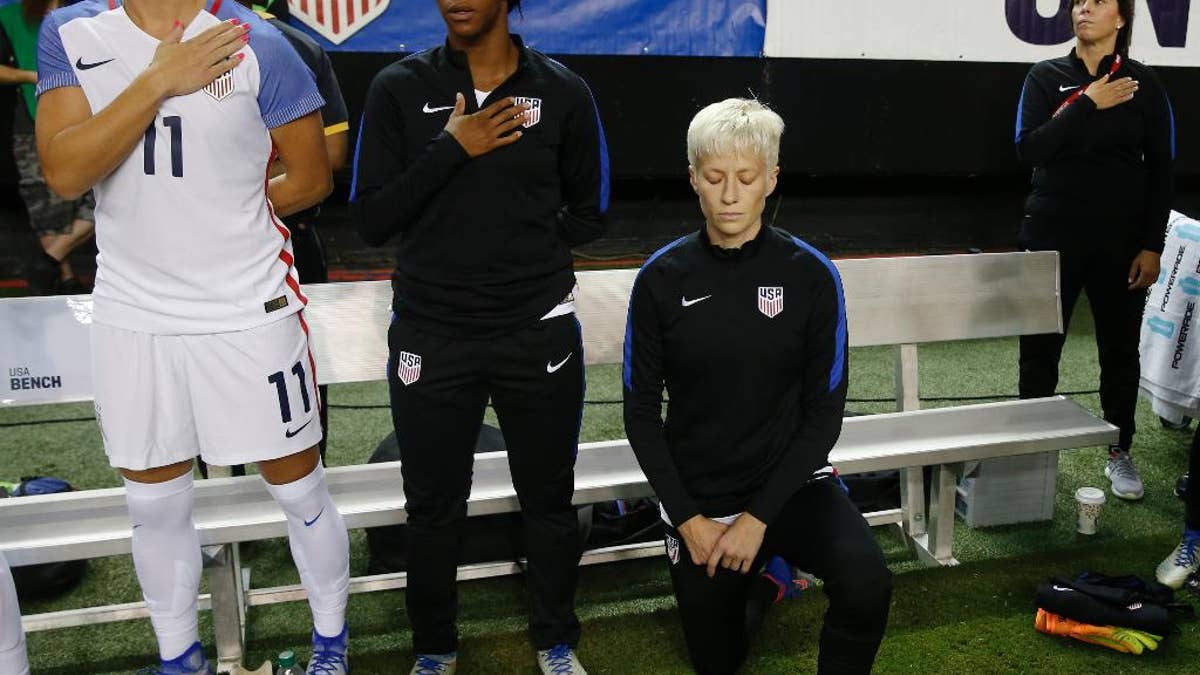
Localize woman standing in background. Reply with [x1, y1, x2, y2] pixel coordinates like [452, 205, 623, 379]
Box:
[1015, 0, 1175, 502]
[0, 0, 94, 294]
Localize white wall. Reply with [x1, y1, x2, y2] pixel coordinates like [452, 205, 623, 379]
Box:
[764, 0, 1200, 66]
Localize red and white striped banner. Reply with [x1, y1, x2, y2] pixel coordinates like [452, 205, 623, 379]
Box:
[289, 0, 390, 45]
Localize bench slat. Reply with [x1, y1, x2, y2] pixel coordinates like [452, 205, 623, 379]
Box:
[831, 396, 1116, 473]
[1, 252, 1061, 405]
[0, 396, 1114, 567]
[836, 252, 1061, 347]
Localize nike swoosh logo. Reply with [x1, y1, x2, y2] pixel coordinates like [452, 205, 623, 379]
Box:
[681, 295, 713, 307]
[423, 103, 454, 113]
[76, 57, 114, 71]
[303, 507, 324, 527]
[1051, 585, 1074, 592]
[546, 353, 573, 373]
[285, 419, 313, 438]
[1059, 85, 1081, 92]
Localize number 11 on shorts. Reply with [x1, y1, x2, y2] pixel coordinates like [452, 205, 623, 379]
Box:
[267, 361, 312, 424]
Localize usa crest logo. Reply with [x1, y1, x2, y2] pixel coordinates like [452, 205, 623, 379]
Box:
[513, 97, 541, 128]
[203, 70, 235, 102]
[758, 287, 783, 318]
[289, 0, 390, 46]
[397, 351, 422, 386]
[664, 532, 680, 565]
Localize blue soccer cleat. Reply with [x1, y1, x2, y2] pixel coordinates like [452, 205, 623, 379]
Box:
[410, 652, 456, 674]
[307, 624, 350, 674]
[135, 642, 214, 675]
[761, 556, 815, 603]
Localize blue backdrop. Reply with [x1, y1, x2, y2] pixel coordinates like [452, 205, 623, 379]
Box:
[283, 0, 766, 55]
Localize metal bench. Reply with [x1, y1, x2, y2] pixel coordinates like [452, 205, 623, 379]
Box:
[0, 251, 1117, 671]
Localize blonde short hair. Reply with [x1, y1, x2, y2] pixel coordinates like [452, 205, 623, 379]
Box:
[686, 98, 785, 169]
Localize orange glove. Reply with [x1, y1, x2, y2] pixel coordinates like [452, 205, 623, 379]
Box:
[1035, 609, 1162, 655]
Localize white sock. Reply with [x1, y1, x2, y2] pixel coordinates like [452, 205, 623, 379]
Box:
[0, 554, 30, 675]
[125, 471, 202, 661]
[263, 463, 349, 637]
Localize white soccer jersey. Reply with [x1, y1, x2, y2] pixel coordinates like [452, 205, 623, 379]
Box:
[37, 0, 324, 334]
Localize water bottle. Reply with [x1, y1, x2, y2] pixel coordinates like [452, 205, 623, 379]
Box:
[275, 650, 304, 675]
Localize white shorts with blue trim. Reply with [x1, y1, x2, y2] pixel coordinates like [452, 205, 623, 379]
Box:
[91, 315, 322, 471]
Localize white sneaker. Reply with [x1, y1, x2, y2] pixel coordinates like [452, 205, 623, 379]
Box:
[1105, 448, 1144, 500]
[538, 644, 587, 675]
[411, 653, 456, 675]
[1156, 531, 1200, 590]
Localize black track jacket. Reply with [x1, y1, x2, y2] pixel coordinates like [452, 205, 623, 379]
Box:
[352, 36, 609, 336]
[622, 226, 849, 527]
[1016, 50, 1175, 253]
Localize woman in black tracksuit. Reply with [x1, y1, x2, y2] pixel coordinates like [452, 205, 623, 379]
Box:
[1015, 0, 1174, 501]
[624, 98, 891, 675]
[351, 1, 607, 672]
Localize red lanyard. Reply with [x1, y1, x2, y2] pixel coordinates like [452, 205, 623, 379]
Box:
[1053, 54, 1122, 118]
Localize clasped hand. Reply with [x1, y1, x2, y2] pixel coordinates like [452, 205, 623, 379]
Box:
[678, 513, 767, 578]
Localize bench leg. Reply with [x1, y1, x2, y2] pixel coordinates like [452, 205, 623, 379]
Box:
[205, 544, 246, 673]
[899, 468, 926, 538]
[893, 344, 927, 538]
[913, 463, 961, 567]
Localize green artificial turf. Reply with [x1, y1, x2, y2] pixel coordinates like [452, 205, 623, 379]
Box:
[4, 296, 1199, 673]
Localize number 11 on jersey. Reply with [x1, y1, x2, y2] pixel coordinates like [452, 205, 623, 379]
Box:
[143, 116, 184, 177]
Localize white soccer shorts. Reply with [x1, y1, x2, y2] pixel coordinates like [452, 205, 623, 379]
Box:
[91, 314, 323, 471]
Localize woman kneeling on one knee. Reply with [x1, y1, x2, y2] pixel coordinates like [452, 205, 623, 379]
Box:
[622, 98, 892, 675]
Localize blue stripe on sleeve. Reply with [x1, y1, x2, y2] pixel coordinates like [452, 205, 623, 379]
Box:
[35, 2, 105, 98]
[622, 235, 689, 391]
[239, 5, 324, 129]
[788, 236, 847, 393]
[1014, 80, 1028, 144]
[1167, 96, 1177, 161]
[547, 57, 610, 214]
[35, 72, 78, 97]
[587, 86, 611, 214]
[349, 112, 365, 202]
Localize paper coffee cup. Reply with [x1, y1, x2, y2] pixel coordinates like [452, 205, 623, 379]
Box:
[1075, 487, 1106, 535]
